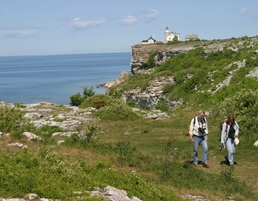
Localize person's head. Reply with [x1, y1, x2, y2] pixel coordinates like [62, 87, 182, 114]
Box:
[227, 114, 235, 123]
[198, 110, 205, 119]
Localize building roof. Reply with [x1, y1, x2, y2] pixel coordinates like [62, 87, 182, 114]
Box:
[185, 34, 199, 39]
[142, 36, 156, 42]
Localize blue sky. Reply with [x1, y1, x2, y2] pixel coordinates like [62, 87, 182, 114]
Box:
[0, 0, 257, 56]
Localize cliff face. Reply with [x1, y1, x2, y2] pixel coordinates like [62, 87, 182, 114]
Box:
[130, 38, 258, 74]
[130, 43, 195, 74]
[116, 38, 258, 109]
[126, 42, 204, 109]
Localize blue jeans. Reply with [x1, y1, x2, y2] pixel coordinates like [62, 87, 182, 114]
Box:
[193, 135, 208, 164]
[226, 138, 236, 165]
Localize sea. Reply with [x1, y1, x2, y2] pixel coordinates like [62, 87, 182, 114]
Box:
[0, 52, 131, 105]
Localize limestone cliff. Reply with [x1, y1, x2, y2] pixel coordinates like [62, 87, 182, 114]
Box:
[109, 37, 258, 110]
[130, 43, 194, 74]
[130, 38, 258, 74]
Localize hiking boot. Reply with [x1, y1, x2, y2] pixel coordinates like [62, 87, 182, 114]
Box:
[193, 163, 198, 167]
[224, 156, 229, 165]
[202, 163, 210, 168]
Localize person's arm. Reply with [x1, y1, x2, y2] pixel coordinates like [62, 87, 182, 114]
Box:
[205, 118, 209, 135]
[189, 118, 194, 143]
[205, 118, 208, 140]
[221, 122, 226, 144]
[234, 121, 240, 138]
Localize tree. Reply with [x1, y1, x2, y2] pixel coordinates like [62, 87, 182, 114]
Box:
[70, 93, 82, 106]
[173, 35, 178, 41]
[83, 86, 95, 99]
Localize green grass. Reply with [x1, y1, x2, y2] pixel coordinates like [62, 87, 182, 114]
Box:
[96, 112, 258, 200]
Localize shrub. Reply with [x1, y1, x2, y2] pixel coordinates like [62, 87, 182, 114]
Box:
[126, 100, 138, 108]
[70, 86, 95, 106]
[174, 72, 185, 85]
[211, 89, 258, 139]
[162, 83, 175, 95]
[36, 125, 63, 145]
[80, 94, 111, 108]
[92, 100, 107, 109]
[182, 70, 207, 92]
[64, 120, 101, 147]
[145, 50, 158, 69]
[94, 99, 141, 121]
[69, 92, 82, 106]
[0, 105, 33, 138]
[83, 86, 95, 99]
[156, 100, 169, 112]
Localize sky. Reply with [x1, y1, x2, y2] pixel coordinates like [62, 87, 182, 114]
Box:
[0, 0, 257, 56]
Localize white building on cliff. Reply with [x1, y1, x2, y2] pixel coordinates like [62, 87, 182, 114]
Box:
[164, 27, 180, 43]
[185, 34, 199, 41]
[141, 36, 156, 45]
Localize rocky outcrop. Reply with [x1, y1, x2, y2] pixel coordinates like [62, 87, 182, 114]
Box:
[20, 102, 96, 131]
[111, 38, 258, 109]
[130, 37, 258, 75]
[210, 59, 246, 93]
[246, 67, 258, 77]
[105, 71, 129, 88]
[122, 76, 183, 109]
[91, 186, 142, 201]
[130, 43, 194, 74]
[0, 186, 143, 201]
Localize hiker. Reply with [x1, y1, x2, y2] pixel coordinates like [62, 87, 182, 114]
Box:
[221, 114, 239, 166]
[189, 110, 209, 168]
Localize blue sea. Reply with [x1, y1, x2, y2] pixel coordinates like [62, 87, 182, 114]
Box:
[0, 52, 131, 105]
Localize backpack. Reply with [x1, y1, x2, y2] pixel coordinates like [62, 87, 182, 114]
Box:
[187, 117, 206, 136]
[221, 120, 229, 132]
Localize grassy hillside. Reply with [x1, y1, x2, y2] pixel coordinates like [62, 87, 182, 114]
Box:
[111, 36, 258, 109]
[1, 35, 258, 200]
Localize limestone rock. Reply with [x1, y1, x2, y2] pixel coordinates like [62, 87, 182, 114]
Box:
[22, 132, 42, 141]
[91, 186, 142, 201]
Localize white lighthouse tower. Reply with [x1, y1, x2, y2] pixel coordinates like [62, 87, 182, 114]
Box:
[164, 27, 180, 42]
[164, 27, 170, 43]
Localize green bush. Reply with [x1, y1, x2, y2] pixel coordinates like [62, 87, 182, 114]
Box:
[70, 86, 95, 106]
[162, 83, 175, 95]
[83, 86, 95, 99]
[94, 99, 141, 121]
[0, 105, 33, 138]
[126, 100, 139, 108]
[182, 70, 207, 92]
[211, 89, 258, 140]
[174, 72, 185, 85]
[156, 100, 169, 112]
[36, 125, 63, 145]
[69, 92, 82, 106]
[145, 50, 158, 69]
[64, 120, 101, 147]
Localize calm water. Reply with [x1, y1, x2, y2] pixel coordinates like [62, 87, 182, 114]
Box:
[0, 52, 131, 105]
